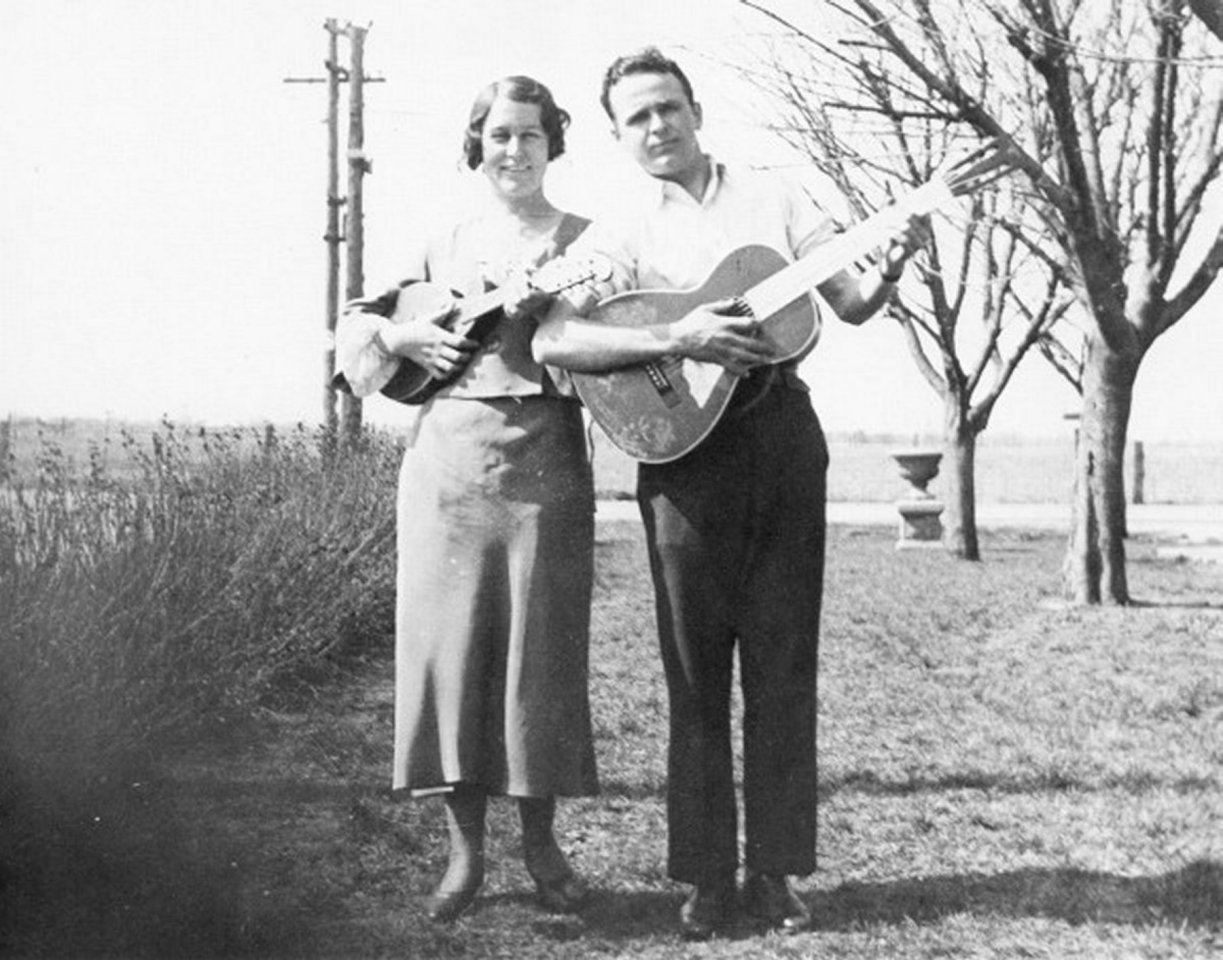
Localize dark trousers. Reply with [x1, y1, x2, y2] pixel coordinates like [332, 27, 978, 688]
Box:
[637, 384, 828, 884]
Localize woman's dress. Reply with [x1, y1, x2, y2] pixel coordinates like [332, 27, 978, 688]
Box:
[338, 212, 598, 798]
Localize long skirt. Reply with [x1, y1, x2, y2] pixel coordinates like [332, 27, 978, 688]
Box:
[392, 395, 598, 798]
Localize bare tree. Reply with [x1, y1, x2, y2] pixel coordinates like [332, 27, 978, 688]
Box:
[738, 35, 1070, 559]
[741, 0, 1223, 602]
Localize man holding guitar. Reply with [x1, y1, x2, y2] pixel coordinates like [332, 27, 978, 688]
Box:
[533, 48, 923, 940]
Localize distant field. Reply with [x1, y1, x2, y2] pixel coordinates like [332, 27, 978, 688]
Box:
[587, 424, 1222, 505]
[3, 415, 1220, 504]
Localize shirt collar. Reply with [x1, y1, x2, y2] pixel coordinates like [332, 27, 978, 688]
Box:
[657, 155, 725, 208]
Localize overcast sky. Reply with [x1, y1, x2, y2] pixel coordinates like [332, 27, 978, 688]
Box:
[2, 0, 1220, 441]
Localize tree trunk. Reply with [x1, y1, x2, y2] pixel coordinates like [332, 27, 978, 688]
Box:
[1064, 334, 1138, 605]
[942, 399, 981, 561]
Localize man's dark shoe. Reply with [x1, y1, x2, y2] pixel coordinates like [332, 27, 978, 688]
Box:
[678, 880, 736, 940]
[742, 872, 811, 934]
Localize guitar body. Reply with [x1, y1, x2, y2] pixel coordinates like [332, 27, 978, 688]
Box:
[572, 244, 815, 464]
[378, 282, 496, 406]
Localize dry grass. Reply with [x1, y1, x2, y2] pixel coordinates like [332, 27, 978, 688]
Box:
[0, 422, 399, 776]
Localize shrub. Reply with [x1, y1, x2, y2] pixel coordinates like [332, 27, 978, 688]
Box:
[0, 421, 400, 780]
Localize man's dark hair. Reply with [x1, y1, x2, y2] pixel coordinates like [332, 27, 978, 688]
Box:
[599, 47, 696, 122]
[463, 75, 570, 170]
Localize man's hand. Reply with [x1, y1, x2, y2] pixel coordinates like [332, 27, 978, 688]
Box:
[671, 299, 775, 377]
[879, 213, 931, 280]
[555, 274, 619, 316]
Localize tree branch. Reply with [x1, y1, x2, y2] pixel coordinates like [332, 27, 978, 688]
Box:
[892, 307, 949, 395]
[1161, 227, 1223, 335]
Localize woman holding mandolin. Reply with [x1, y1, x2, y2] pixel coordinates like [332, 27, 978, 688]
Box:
[336, 75, 597, 923]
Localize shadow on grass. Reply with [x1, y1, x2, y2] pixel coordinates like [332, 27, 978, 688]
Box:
[0, 767, 253, 960]
[821, 769, 1217, 797]
[494, 861, 1223, 946]
[1128, 598, 1223, 610]
[485, 888, 682, 939]
[813, 861, 1223, 931]
[492, 887, 786, 946]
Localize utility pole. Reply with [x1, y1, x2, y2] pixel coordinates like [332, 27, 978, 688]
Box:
[341, 22, 370, 448]
[284, 20, 382, 452]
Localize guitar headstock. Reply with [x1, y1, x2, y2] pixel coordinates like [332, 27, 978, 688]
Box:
[533, 253, 614, 294]
[938, 138, 1018, 198]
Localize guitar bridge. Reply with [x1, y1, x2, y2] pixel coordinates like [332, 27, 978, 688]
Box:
[644, 360, 682, 408]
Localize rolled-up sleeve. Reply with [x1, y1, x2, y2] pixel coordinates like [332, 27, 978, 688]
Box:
[337, 287, 402, 397]
[337, 232, 430, 397]
[783, 178, 840, 262]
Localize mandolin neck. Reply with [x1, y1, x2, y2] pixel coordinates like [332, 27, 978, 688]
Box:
[449, 287, 509, 335]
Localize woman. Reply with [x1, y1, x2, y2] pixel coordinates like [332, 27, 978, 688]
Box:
[336, 76, 597, 923]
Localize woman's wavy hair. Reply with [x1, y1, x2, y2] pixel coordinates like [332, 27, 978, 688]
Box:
[463, 75, 570, 170]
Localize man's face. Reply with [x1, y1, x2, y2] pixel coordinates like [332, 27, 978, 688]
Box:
[606, 72, 703, 184]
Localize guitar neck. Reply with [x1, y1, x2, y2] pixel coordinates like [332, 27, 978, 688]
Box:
[745, 177, 955, 320]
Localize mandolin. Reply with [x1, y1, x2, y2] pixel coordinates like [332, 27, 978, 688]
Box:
[337, 254, 609, 405]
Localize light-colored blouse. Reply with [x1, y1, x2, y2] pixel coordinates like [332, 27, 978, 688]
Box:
[337, 212, 588, 400]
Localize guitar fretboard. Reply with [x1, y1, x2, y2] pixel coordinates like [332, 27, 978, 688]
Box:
[744, 178, 955, 321]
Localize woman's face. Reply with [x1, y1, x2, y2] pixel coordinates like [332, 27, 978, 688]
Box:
[480, 95, 550, 200]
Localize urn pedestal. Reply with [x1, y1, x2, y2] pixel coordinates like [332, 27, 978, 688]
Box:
[892, 449, 944, 549]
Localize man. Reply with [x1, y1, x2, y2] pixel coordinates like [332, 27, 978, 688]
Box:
[533, 48, 919, 940]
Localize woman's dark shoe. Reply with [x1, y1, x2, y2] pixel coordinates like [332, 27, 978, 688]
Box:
[531, 868, 590, 913]
[524, 835, 589, 913]
[679, 879, 736, 940]
[741, 871, 811, 934]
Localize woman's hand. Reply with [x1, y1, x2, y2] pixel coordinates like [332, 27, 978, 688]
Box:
[671, 299, 775, 377]
[379, 302, 475, 381]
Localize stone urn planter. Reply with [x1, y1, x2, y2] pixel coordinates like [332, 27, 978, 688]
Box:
[891, 448, 944, 548]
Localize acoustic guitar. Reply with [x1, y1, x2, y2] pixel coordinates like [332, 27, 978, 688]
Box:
[571, 141, 1015, 463]
[337, 254, 609, 405]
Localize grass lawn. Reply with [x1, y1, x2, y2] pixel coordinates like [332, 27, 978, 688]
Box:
[3, 523, 1221, 959]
